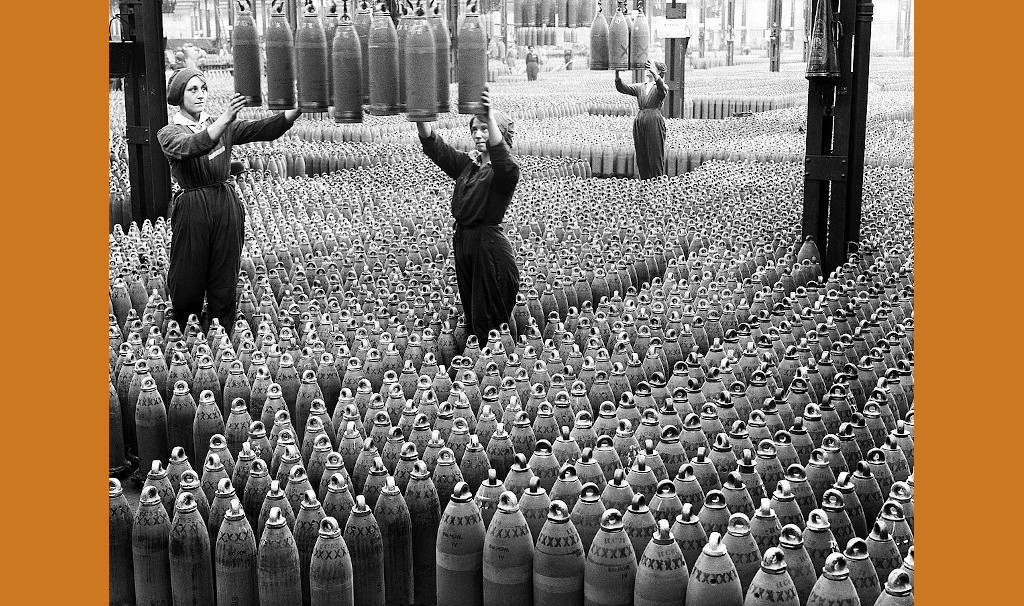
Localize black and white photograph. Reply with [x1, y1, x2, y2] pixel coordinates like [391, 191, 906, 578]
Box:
[108, 0, 915, 604]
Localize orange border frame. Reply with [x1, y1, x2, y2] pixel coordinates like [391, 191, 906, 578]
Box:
[7, 0, 1018, 602]
[6, 4, 113, 603]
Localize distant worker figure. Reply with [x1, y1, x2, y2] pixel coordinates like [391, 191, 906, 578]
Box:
[182, 44, 200, 70]
[525, 45, 540, 81]
[506, 44, 518, 71]
[614, 60, 667, 180]
[564, 47, 573, 70]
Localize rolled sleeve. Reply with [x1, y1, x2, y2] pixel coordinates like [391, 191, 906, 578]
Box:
[615, 76, 640, 97]
[231, 112, 293, 146]
[422, 132, 470, 181]
[487, 140, 519, 192]
[157, 125, 216, 160]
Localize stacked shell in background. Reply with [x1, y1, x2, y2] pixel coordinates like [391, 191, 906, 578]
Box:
[109, 3, 915, 601]
[109, 155, 914, 603]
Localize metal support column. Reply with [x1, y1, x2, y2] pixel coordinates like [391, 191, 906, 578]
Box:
[844, 0, 873, 246]
[902, 0, 912, 57]
[895, 0, 903, 51]
[718, 0, 725, 53]
[803, 0, 810, 61]
[663, 0, 690, 119]
[740, 0, 746, 51]
[501, 0, 508, 61]
[823, 0, 854, 275]
[214, 0, 223, 47]
[802, 0, 873, 276]
[698, 0, 704, 57]
[118, 0, 172, 228]
[788, 0, 795, 48]
[768, 0, 781, 71]
[725, 0, 734, 66]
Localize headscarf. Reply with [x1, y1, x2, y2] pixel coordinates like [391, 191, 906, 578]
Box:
[166, 67, 205, 106]
[470, 109, 516, 148]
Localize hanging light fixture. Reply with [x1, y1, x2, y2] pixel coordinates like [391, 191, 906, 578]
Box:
[806, 0, 840, 79]
[109, 14, 133, 79]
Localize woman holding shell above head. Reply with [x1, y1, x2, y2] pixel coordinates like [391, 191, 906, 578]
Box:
[416, 86, 521, 348]
[615, 59, 668, 180]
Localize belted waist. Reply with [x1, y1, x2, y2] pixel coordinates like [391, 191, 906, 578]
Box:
[455, 222, 505, 232]
[177, 181, 230, 196]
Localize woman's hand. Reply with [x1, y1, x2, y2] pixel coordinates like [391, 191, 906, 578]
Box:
[646, 61, 658, 80]
[224, 93, 247, 122]
[481, 86, 503, 147]
[208, 93, 247, 141]
[481, 86, 493, 119]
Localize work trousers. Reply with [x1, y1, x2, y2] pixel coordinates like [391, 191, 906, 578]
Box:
[167, 182, 245, 334]
[454, 224, 520, 348]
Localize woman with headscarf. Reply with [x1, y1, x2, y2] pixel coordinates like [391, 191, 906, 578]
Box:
[525, 45, 541, 81]
[416, 86, 521, 348]
[615, 60, 668, 180]
[157, 67, 302, 333]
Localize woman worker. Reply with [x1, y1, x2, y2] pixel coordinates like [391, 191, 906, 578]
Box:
[525, 45, 541, 81]
[416, 87, 521, 348]
[615, 60, 668, 180]
[158, 67, 302, 333]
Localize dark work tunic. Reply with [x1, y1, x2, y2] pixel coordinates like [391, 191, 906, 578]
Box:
[158, 112, 292, 332]
[615, 75, 668, 180]
[526, 52, 540, 80]
[421, 132, 521, 347]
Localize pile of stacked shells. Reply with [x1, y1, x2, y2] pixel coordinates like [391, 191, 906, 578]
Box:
[226, 139, 594, 180]
[858, 57, 916, 91]
[484, 107, 915, 175]
[864, 92, 914, 122]
[587, 92, 806, 119]
[204, 105, 913, 186]
[107, 60, 914, 203]
[145, 63, 913, 130]
[109, 159, 914, 604]
[118, 104, 910, 188]
[124, 108, 907, 194]
[687, 53, 789, 70]
[513, 0, 597, 46]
